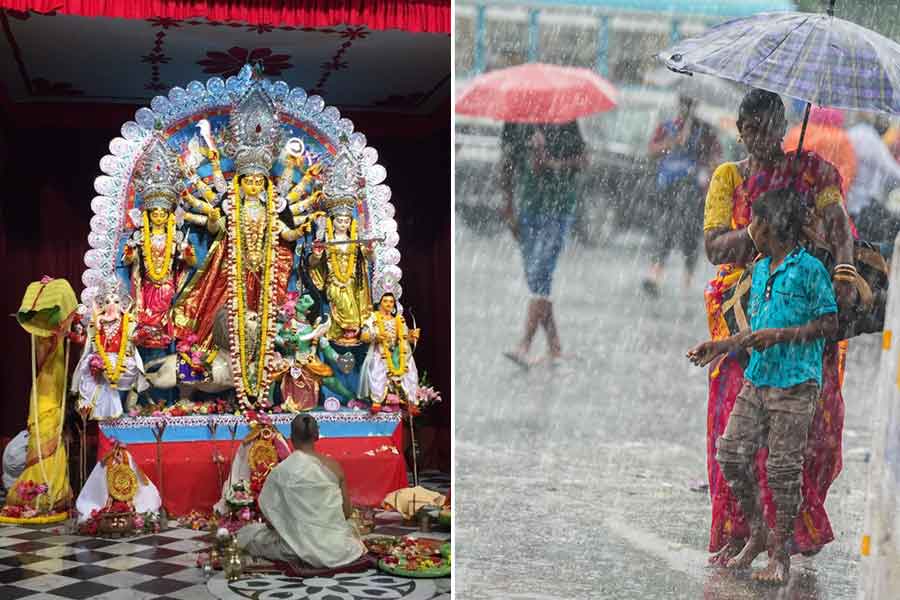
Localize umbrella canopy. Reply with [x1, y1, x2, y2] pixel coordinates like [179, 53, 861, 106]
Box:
[660, 10, 900, 114]
[455, 63, 617, 124]
[643, 66, 746, 108]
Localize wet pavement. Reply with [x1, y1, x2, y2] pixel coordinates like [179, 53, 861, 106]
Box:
[454, 223, 875, 599]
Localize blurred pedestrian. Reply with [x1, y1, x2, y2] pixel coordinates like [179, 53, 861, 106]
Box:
[784, 107, 857, 198]
[846, 113, 900, 244]
[643, 96, 721, 295]
[500, 121, 587, 368]
[702, 88, 855, 567]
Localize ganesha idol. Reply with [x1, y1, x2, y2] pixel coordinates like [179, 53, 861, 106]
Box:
[72, 280, 148, 420]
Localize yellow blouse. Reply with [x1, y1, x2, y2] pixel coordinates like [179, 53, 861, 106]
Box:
[702, 161, 843, 233]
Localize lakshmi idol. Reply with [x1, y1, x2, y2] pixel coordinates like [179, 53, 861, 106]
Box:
[172, 87, 320, 405]
[123, 136, 196, 350]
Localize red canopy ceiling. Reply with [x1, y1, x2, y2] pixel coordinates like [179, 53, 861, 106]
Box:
[0, 3, 450, 129]
[0, 0, 450, 33]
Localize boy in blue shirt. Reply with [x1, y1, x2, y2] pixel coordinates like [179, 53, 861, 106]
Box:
[687, 188, 838, 585]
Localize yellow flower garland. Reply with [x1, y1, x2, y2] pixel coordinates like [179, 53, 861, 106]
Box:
[231, 177, 276, 399]
[375, 312, 407, 377]
[142, 212, 175, 283]
[95, 312, 130, 385]
[326, 216, 358, 284]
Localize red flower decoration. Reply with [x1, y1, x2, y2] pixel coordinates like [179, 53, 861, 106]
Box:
[198, 47, 293, 78]
[340, 26, 369, 40]
[247, 24, 274, 34]
[148, 17, 181, 29]
[321, 58, 348, 72]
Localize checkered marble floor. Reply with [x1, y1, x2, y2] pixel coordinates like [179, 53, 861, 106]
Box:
[0, 524, 211, 599]
[0, 470, 451, 600]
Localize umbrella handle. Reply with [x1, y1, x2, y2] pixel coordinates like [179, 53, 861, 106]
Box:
[796, 102, 812, 158]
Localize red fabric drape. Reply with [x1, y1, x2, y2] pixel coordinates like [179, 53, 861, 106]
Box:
[97, 430, 409, 514]
[0, 1, 450, 33]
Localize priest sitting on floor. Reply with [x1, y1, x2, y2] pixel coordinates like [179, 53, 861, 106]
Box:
[236, 414, 367, 568]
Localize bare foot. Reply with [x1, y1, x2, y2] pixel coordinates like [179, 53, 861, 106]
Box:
[503, 350, 532, 370]
[752, 549, 790, 585]
[726, 528, 767, 569]
[708, 539, 745, 566]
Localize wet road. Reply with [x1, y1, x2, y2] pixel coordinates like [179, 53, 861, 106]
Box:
[454, 224, 874, 599]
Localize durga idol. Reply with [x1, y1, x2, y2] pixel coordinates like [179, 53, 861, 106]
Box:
[172, 88, 318, 405]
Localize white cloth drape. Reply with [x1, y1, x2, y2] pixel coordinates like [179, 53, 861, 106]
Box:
[75, 451, 161, 523]
[242, 451, 365, 568]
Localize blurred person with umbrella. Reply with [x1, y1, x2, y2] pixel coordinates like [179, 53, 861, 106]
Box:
[642, 95, 722, 295]
[659, 0, 900, 582]
[846, 112, 900, 244]
[784, 106, 857, 198]
[456, 63, 615, 367]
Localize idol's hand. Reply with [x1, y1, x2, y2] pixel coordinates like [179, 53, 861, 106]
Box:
[409, 328, 421, 342]
[208, 207, 222, 223]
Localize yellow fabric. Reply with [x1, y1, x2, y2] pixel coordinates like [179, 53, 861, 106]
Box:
[0, 512, 69, 525]
[704, 163, 743, 232]
[815, 185, 843, 211]
[4, 279, 76, 517]
[310, 242, 372, 340]
[383, 485, 447, 519]
[17, 279, 78, 338]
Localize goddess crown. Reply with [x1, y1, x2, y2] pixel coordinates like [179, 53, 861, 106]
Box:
[322, 140, 364, 216]
[134, 136, 180, 212]
[227, 86, 280, 177]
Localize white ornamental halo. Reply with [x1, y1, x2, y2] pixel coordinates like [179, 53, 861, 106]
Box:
[83, 64, 400, 307]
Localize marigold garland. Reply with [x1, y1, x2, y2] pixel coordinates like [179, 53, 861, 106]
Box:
[230, 177, 277, 401]
[375, 312, 407, 377]
[326, 216, 358, 284]
[95, 312, 130, 385]
[142, 212, 175, 283]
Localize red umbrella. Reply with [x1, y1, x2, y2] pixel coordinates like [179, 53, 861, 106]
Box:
[455, 63, 618, 123]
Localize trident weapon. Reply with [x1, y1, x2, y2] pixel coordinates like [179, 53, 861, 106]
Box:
[151, 419, 168, 521]
[316, 236, 385, 246]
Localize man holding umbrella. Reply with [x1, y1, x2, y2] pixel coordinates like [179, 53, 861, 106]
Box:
[456, 63, 616, 367]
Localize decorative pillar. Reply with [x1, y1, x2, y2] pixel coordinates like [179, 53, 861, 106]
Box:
[474, 5, 486, 74]
[596, 15, 609, 76]
[528, 9, 540, 62]
[670, 18, 681, 44]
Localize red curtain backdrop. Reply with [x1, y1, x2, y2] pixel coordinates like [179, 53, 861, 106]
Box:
[0, 103, 450, 470]
[0, 1, 450, 33]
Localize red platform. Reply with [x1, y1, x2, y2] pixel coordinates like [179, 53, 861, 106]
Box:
[97, 413, 408, 516]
